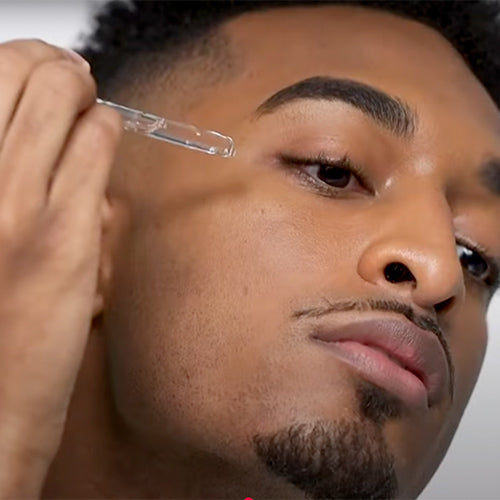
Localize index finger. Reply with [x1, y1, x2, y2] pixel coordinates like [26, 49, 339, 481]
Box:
[0, 39, 85, 141]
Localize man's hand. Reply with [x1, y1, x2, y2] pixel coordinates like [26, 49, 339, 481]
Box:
[0, 39, 122, 498]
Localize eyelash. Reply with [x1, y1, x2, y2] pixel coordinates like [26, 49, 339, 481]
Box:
[279, 152, 500, 294]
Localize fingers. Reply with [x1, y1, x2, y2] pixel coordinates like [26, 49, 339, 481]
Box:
[0, 39, 82, 140]
[48, 103, 122, 219]
[0, 41, 122, 496]
[0, 36, 123, 241]
[0, 60, 96, 210]
[0, 39, 100, 214]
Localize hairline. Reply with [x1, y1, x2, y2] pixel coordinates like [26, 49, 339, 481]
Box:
[95, 3, 454, 105]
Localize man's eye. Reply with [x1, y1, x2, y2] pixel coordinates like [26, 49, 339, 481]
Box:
[280, 154, 500, 293]
[304, 163, 356, 189]
[456, 241, 500, 292]
[457, 244, 488, 279]
[279, 153, 370, 196]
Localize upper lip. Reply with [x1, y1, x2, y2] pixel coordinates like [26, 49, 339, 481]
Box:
[310, 316, 451, 406]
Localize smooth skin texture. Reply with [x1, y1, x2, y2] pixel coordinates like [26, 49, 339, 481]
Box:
[2, 5, 500, 499]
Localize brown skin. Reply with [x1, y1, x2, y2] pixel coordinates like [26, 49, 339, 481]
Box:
[0, 41, 122, 497]
[36, 5, 500, 499]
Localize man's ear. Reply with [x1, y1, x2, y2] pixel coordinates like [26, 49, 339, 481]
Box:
[92, 194, 125, 319]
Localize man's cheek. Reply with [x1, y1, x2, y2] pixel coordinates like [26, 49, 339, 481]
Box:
[201, 198, 349, 286]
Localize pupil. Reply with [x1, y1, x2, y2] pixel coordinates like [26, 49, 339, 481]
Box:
[318, 165, 350, 188]
[459, 246, 487, 278]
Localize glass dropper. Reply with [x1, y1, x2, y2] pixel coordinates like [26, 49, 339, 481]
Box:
[96, 98, 235, 158]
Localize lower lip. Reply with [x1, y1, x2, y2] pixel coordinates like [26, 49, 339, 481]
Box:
[313, 339, 429, 411]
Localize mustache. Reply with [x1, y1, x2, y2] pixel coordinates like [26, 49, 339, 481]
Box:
[293, 297, 455, 400]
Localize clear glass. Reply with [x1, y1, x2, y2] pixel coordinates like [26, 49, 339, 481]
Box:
[96, 98, 235, 158]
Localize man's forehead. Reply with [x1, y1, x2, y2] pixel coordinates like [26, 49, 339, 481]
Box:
[223, 4, 458, 67]
[144, 1, 500, 189]
[219, 4, 495, 115]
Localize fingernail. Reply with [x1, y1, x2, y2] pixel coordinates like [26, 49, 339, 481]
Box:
[64, 49, 91, 72]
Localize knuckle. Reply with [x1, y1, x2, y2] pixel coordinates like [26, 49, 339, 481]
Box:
[0, 38, 51, 54]
[0, 47, 31, 81]
[0, 41, 68, 89]
[32, 61, 95, 102]
[0, 39, 59, 65]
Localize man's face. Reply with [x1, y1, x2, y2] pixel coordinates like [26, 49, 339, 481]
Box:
[101, 6, 500, 498]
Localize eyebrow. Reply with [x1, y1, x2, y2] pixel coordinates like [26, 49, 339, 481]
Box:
[255, 76, 417, 137]
[256, 76, 500, 201]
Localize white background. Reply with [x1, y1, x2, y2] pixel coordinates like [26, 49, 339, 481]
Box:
[0, 1, 498, 498]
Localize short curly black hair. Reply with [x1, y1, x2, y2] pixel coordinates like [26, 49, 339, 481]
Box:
[78, 0, 500, 107]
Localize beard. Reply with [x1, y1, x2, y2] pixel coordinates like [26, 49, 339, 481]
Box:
[252, 381, 401, 500]
[356, 379, 405, 424]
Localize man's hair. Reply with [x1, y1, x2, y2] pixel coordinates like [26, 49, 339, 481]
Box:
[78, 0, 500, 106]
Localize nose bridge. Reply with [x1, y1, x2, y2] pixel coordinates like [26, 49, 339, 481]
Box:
[395, 185, 452, 244]
[358, 184, 465, 310]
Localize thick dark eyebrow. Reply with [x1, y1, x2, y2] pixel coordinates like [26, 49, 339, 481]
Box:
[255, 76, 417, 138]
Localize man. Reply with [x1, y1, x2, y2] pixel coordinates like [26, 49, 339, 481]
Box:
[0, 0, 499, 498]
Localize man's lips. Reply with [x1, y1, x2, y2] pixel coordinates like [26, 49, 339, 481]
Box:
[310, 317, 451, 410]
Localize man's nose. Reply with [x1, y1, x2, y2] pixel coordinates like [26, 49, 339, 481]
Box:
[357, 191, 466, 314]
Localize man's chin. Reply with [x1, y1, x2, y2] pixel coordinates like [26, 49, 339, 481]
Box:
[252, 416, 398, 500]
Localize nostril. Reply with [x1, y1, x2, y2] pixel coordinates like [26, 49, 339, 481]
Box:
[384, 262, 415, 283]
